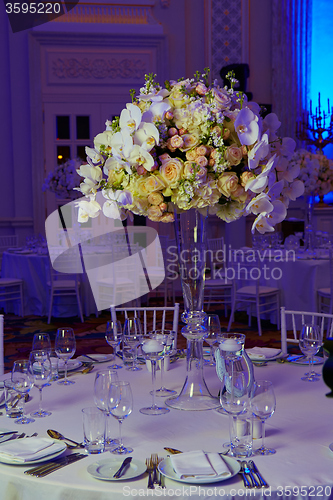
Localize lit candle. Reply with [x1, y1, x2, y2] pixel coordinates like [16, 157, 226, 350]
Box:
[221, 338, 239, 351]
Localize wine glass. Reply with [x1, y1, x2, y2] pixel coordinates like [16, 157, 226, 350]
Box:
[250, 380, 276, 455]
[55, 328, 76, 385]
[108, 381, 133, 455]
[123, 318, 142, 371]
[299, 323, 321, 382]
[152, 330, 177, 397]
[32, 333, 52, 386]
[29, 350, 52, 417]
[11, 359, 34, 424]
[140, 335, 170, 415]
[105, 321, 122, 369]
[204, 314, 221, 366]
[94, 369, 119, 449]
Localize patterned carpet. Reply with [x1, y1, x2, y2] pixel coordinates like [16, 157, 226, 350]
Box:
[2, 298, 284, 373]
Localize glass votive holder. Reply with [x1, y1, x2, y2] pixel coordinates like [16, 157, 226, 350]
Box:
[229, 410, 253, 458]
[4, 379, 24, 419]
[49, 349, 59, 381]
[82, 407, 105, 454]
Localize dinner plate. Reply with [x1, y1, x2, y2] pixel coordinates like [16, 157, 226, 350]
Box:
[58, 360, 82, 372]
[87, 457, 146, 481]
[77, 354, 113, 364]
[158, 455, 240, 484]
[286, 355, 324, 365]
[0, 440, 67, 465]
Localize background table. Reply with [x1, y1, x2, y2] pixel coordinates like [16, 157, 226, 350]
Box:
[0, 356, 332, 499]
[1, 251, 97, 317]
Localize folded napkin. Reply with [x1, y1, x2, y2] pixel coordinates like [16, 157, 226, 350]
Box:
[246, 347, 281, 360]
[0, 437, 65, 463]
[170, 450, 231, 480]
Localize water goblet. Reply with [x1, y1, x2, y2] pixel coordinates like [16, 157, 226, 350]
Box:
[204, 314, 221, 366]
[94, 369, 119, 449]
[32, 333, 52, 386]
[140, 335, 170, 415]
[123, 318, 142, 371]
[108, 381, 133, 454]
[250, 380, 276, 455]
[11, 359, 34, 424]
[105, 320, 122, 369]
[152, 330, 177, 397]
[29, 350, 52, 417]
[55, 327, 76, 385]
[299, 323, 321, 381]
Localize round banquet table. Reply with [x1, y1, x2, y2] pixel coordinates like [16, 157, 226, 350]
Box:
[0, 356, 332, 499]
[1, 250, 97, 317]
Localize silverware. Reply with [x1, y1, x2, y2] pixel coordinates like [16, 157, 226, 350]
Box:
[238, 461, 251, 488]
[113, 456, 132, 478]
[47, 429, 84, 448]
[164, 447, 229, 456]
[151, 453, 159, 484]
[58, 366, 94, 379]
[248, 460, 269, 488]
[0, 431, 18, 436]
[146, 458, 154, 489]
[242, 461, 260, 488]
[24, 453, 86, 477]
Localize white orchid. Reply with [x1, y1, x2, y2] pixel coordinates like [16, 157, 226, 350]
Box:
[245, 155, 277, 193]
[142, 100, 171, 124]
[246, 192, 273, 215]
[119, 103, 142, 134]
[282, 179, 305, 201]
[263, 113, 281, 140]
[248, 133, 269, 170]
[127, 145, 155, 172]
[234, 107, 259, 146]
[252, 200, 287, 234]
[94, 130, 114, 151]
[76, 198, 101, 223]
[85, 147, 104, 165]
[74, 164, 103, 196]
[138, 88, 169, 102]
[134, 122, 159, 151]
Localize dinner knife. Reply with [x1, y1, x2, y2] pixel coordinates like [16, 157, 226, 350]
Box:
[0, 431, 18, 436]
[113, 457, 132, 478]
[248, 460, 269, 488]
[26, 454, 87, 477]
[242, 461, 260, 488]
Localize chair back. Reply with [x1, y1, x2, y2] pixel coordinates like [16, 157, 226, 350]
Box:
[0, 314, 4, 375]
[0, 235, 18, 274]
[110, 303, 180, 347]
[280, 306, 333, 354]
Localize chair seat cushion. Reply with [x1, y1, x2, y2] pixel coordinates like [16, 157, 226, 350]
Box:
[237, 286, 279, 295]
[317, 287, 331, 296]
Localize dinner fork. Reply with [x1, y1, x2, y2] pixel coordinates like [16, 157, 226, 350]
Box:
[151, 453, 159, 484]
[145, 459, 154, 489]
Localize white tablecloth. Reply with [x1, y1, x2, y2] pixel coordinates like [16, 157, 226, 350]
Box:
[0, 356, 332, 499]
[1, 251, 97, 317]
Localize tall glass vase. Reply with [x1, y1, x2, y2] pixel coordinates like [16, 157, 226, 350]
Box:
[304, 195, 315, 257]
[165, 209, 220, 411]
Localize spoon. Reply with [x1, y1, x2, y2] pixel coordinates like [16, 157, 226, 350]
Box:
[47, 429, 84, 448]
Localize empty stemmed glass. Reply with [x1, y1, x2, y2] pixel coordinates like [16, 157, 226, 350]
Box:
[32, 333, 52, 386]
[108, 381, 133, 455]
[140, 335, 170, 415]
[250, 380, 276, 455]
[123, 318, 142, 371]
[204, 314, 221, 366]
[105, 320, 122, 369]
[11, 359, 34, 424]
[94, 369, 119, 449]
[299, 323, 321, 382]
[29, 350, 52, 417]
[55, 328, 76, 385]
[152, 330, 177, 397]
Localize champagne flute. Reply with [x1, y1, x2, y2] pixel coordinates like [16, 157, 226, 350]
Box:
[250, 380, 276, 455]
[105, 321, 122, 369]
[140, 335, 170, 415]
[108, 381, 133, 455]
[11, 360, 34, 424]
[55, 328, 76, 385]
[153, 330, 177, 397]
[299, 323, 321, 382]
[94, 369, 119, 449]
[123, 318, 142, 371]
[29, 350, 52, 417]
[204, 314, 221, 366]
[32, 333, 52, 386]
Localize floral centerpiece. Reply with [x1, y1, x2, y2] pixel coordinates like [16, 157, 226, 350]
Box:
[291, 149, 333, 197]
[43, 158, 82, 199]
[74, 69, 304, 233]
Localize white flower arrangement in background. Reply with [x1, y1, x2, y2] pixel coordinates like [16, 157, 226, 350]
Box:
[74, 69, 304, 233]
[43, 158, 82, 199]
[292, 149, 333, 197]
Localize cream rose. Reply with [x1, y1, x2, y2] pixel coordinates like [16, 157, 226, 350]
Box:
[186, 150, 197, 161]
[225, 144, 243, 166]
[184, 162, 207, 183]
[135, 175, 165, 197]
[169, 135, 184, 149]
[147, 192, 164, 206]
[159, 158, 184, 188]
[212, 88, 231, 110]
[196, 155, 208, 168]
[217, 172, 240, 198]
[240, 171, 255, 187]
[147, 205, 163, 221]
[179, 134, 200, 152]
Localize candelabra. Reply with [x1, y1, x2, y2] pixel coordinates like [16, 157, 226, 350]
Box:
[296, 93, 333, 153]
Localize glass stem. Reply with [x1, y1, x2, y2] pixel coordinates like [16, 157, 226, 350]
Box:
[160, 358, 165, 389]
[118, 419, 123, 448]
[261, 419, 266, 450]
[39, 387, 43, 414]
[151, 360, 157, 408]
[309, 355, 314, 376]
[21, 394, 26, 420]
[64, 360, 68, 384]
[210, 346, 214, 364]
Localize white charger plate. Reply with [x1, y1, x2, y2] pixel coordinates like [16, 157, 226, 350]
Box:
[286, 355, 323, 365]
[0, 439, 67, 465]
[58, 360, 82, 372]
[158, 455, 240, 484]
[77, 354, 113, 364]
[246, 348, 283, 362]
[87, 457, 146, 481]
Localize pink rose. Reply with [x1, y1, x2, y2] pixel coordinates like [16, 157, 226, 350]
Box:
[170, 135, 184, 149]
[168, 127, 178, 137]
[196, 82, 208, 95]
[225, 144, 243, 166]
[212, 87, 231, 110]
[160, 158, 184, 187]
[186, 149, 197, 161]
[196, 155, 208, 168]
